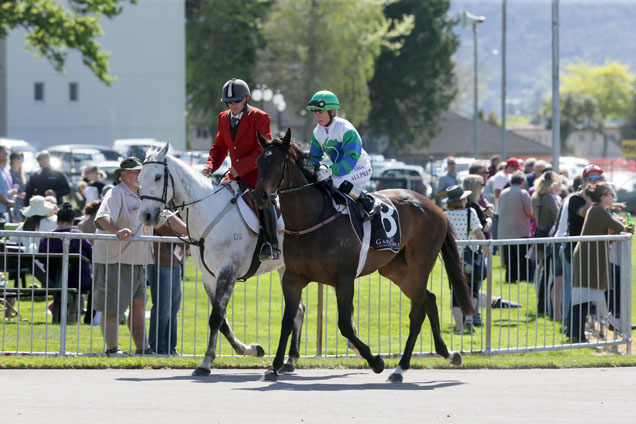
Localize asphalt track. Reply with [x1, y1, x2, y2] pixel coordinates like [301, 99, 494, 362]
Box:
[2, 367, 635, 423]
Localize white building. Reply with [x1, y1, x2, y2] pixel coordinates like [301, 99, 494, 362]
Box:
[0, 0, 185, 150]
[510, 124, 622, 158]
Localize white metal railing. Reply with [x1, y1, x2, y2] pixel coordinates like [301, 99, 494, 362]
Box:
[0, 231, 631, 357]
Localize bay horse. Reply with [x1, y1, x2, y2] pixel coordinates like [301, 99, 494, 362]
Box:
[253, 130, 474, 383]
[138, 142, 305, 376]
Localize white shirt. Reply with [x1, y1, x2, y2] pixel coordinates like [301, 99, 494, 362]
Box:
[493, 170, 510, 214]
[554, 194, 571, 237]
[11, 216, 57, 252]
[93, 183, 157, 265]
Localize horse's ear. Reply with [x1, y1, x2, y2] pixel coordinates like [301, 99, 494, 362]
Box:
[158, 140, 170, 158]
[282, 128, 291, 147]
[257, 130, 270, 148]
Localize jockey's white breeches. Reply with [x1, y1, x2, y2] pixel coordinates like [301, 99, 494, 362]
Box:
[332, 152, 372, 189]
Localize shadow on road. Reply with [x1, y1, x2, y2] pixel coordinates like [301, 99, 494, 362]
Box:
[117, 371, 466, 391]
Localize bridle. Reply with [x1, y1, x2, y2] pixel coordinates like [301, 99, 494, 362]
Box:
[140, 157, 222, 210]
[262, 144, 342, 235]
[264, 145, 318, 198]
[139, 156, 237, 278]
[140, 158, 174, 206]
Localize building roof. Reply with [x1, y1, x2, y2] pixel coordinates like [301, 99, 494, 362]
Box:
[404, 111, 552, 159]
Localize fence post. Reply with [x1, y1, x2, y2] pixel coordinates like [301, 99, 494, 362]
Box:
[485, 243, 493, 355]
[59, 236, 70, 355]
[620, 234, 632, 354]
[316, 283, 323, 356]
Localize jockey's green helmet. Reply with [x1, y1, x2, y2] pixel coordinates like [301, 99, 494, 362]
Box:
[307, 90, 340, 111]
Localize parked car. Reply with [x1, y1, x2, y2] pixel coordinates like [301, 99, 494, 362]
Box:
[50, 144, 122, 161]
[47, 145, 106, 177]
[558, 156, 590, 180]
[112, 138, 173, 160]
[374, 165, 432, 197]
[0, 137, 39, 175]
[616, 175, 636, 214]
[437, 156, 475, 182]
[174, 150, 230, 183]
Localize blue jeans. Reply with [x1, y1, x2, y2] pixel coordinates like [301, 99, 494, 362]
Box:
[147, 264, 182, 354]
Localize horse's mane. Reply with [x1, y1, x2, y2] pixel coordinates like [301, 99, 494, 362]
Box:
[271, 137, 317, 183]
[144, 147, 212, 187]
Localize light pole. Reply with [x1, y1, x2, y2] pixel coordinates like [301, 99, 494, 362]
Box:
[251, 85, 286, 136]
[462, 10, 486, 159]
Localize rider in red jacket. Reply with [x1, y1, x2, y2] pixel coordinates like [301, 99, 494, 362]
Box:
[203, 78, 279, 260]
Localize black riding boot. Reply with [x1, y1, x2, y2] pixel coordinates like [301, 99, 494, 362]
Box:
[339, 181, 380, 220]
[259, 203, 280, 260]
[357, 191, 381, 219]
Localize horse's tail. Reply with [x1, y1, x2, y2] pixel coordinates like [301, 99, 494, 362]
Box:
[440, 219, 476, 315]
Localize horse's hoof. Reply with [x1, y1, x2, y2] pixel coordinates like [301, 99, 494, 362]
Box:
[448, 352, 462, 367]
[279, 363, 295, 374]
[192, 367, 211, 377]
[387, 372, 403, 383]
[371, 355, 385, 374]
[262, 370, 279, 382]
[255, 345, 265, 357]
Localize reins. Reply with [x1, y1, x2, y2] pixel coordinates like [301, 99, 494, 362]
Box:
[265, 145, 340, 235]
[141, 158, 224, 210]
[141, 157, 237, 277]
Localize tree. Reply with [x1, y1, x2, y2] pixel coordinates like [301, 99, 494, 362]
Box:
[561, 60, 636, 156]
[258, 0, 413, 142]
[0, 0, 136, 85]
[540, 91, 602, 154]
[186, 0, 270, 129]
[620, 91, 636, 140]
[367, 0, 457, 150]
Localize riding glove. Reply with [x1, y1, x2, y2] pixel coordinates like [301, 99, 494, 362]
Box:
[316, 167, 333, 181]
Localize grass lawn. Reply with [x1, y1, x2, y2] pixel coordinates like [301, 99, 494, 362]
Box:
[1, 231, 634, 369]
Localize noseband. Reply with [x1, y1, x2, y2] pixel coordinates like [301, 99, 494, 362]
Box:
[265, 146, 317, 198]
[140, 158, 174, 206]
[141, 157, 222, 210]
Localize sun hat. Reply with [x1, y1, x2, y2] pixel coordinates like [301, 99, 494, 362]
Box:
[113, 157, 143, 184]
[444, 185, 472, 203]
[582, 164, 603, 179]
[21, 195, 56, 217]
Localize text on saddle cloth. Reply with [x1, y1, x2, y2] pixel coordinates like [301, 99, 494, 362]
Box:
[336, 193, 401, 253]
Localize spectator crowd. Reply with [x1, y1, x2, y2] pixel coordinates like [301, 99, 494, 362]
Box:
[0, 142, 185, 355]
[438, 154, 632, 341]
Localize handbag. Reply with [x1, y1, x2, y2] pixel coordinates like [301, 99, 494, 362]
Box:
[462, 208, 486, 281]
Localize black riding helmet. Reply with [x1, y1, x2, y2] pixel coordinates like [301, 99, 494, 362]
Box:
[221, 78, 251, 102]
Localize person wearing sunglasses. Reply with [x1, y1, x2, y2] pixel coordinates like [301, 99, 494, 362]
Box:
[307, 90, 380, 219]
[202, 78, 279, 260]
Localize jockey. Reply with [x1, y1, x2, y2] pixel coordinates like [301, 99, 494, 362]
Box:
[203, 78, 279, 260]
[307, 90, 380, 219]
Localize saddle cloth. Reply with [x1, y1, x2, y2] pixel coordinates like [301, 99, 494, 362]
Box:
[236, 192, 285, 235]
[332, 192, 401, 277]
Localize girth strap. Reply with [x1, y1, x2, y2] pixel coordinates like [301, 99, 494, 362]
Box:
[193, 199, 236, 278]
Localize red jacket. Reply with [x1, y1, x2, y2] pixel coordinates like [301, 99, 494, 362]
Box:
[205, 106, 272, 188]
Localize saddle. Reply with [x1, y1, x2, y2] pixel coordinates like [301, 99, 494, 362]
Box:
[321, 182, 402, 276]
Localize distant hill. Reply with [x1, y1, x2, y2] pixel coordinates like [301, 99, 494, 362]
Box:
[449, 0, 636, 119]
